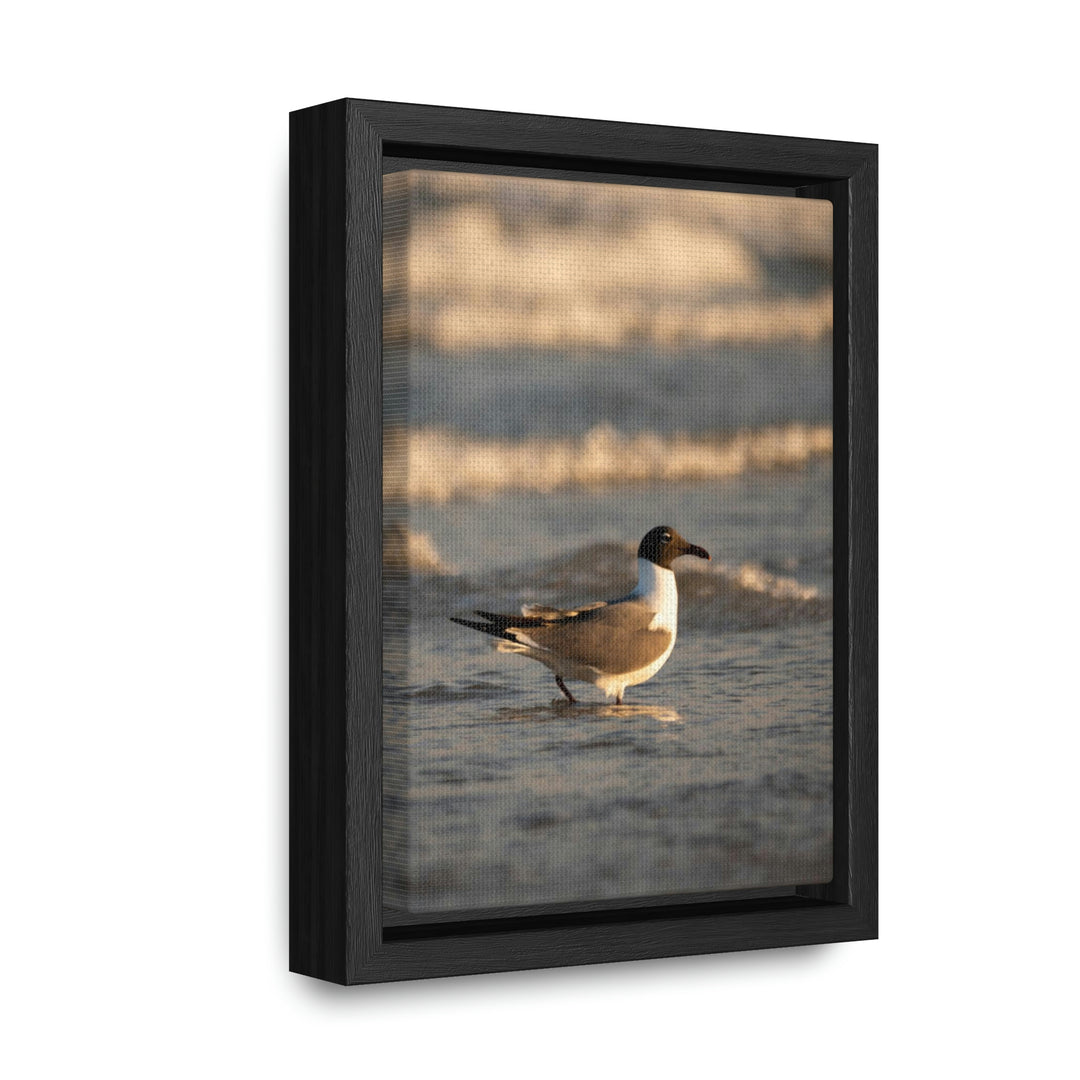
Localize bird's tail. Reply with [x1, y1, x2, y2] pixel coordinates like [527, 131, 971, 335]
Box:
[448, 615, 518, 642]
[450, 612, 552, 662]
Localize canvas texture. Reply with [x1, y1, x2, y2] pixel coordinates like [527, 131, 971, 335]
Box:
[382, 170, 833, 913]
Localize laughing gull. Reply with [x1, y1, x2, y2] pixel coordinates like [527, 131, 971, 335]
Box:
[451, 526, 710, 704]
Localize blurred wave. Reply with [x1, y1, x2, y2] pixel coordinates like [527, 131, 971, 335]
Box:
[404, 536, 831, 631]
[405, 527, 455, 574]
[406, 347, 833, 440]
[403, 422, 832, 501]
[386, 170, 832, 355]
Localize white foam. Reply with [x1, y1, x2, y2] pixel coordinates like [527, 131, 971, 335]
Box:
[407, 529, 455, 574]
[407, 422, 832, 502]
[713, 561, 821, 602]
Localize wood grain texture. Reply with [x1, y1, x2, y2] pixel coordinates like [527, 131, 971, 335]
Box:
[846, 157, 879, 926]
[359, 97, 867, 184]
[290, 99, 878, 985]
[289, 101, 347, 981]
[344, 108, 384, 975]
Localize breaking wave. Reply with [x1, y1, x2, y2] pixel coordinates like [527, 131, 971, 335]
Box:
[406, 528, 456, 575]
[405, 537, 830, 631]
[404, 423, 832, 502]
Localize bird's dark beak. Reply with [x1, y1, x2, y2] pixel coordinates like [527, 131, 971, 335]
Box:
[683, 543, 710, 561]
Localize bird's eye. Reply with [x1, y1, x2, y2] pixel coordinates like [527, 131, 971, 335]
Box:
[661, 532, 671, 543]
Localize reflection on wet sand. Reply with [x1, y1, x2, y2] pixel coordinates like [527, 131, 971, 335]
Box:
[498, 702, 683, 724]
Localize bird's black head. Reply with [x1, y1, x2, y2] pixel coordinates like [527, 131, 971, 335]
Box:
[637, 526, 711, 569]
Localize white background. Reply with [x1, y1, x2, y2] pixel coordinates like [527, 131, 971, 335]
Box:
[2, 2, 1077, 1077]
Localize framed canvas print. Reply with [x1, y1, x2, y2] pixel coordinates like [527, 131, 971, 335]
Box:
[290, 99, 877, 984]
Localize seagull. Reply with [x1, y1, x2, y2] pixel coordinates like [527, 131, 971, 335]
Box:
[451, 526, 710, 704]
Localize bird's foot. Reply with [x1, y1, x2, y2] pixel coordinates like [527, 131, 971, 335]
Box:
[555, 676, 577, 704]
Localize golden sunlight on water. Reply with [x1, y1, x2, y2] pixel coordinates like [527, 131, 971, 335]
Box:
[386, 170, 832, 355]
[403, 422, 833, 501]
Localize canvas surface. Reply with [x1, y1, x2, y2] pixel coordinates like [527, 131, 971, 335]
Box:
[382, 169, 833, 913]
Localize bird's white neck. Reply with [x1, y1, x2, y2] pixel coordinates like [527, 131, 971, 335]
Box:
[631, 558, 678, 629]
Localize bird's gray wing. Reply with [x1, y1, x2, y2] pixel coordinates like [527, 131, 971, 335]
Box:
[509, 599, 671, 675]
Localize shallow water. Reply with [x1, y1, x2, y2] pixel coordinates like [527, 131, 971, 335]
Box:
[386, 464, 833, 912]
[394, 619, 831, 911]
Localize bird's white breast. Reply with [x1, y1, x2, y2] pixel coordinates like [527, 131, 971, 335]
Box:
[630, 558, 678, 634]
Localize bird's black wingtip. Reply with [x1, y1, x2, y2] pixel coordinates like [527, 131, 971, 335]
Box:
[450, 615, 517, 641]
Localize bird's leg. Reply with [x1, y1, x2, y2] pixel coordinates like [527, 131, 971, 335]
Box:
[555, 676, 576, 703]
[615, 692, 624, 705]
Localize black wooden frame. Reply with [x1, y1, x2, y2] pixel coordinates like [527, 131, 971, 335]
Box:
[290, 98, 877, 985]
